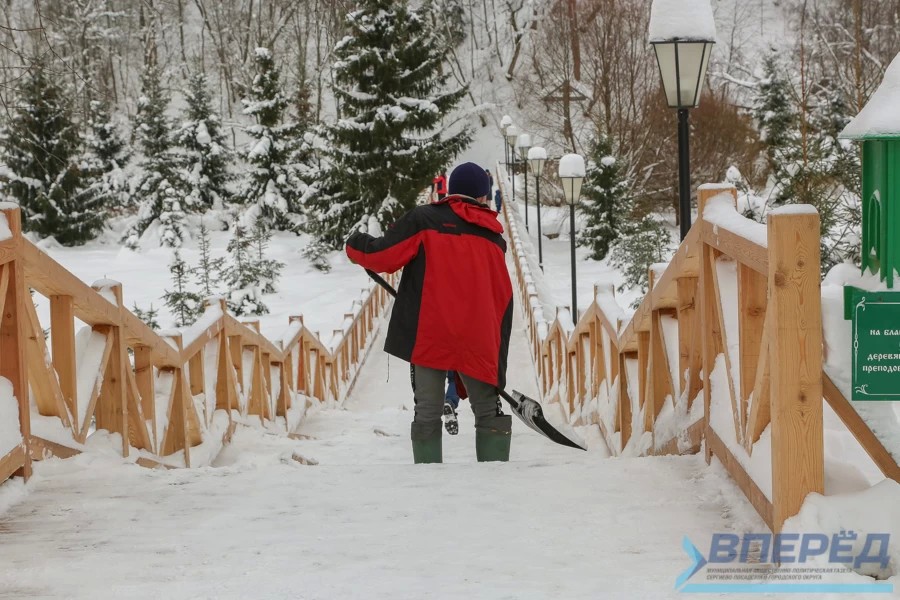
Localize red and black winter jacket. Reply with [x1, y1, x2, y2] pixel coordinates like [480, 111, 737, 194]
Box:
[346, 195, 513, 389]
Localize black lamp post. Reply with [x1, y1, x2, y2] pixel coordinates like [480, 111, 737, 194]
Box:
[517, 133, 532, 232]
[528, 146, 547, 270]
[505, 125, 519, 217]
[501, 115, 513, 173]
[559, 153, 585, 320]
[650, 38, 714, 240]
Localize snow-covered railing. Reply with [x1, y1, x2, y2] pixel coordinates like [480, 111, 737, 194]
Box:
[0, 204, 394, 480]
[502, 178, 900, 533]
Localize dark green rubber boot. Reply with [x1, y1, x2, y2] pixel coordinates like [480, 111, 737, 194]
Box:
[475, 415, 512, 462]
[411, 422, 442, 464]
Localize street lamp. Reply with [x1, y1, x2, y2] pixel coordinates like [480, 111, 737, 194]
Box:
[650, 1, 715, 240]
[528, 146, 547, 270]
[559, 153, 585, 320]
[501, 115, 513, 172]
[505, 125, 519, 216]
[516, 133, 532, 231]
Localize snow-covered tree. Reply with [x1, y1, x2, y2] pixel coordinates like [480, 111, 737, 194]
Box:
[0, 59, 105, 244]
[250, 222, 284, 294]
[125, 61, 185, 248]
[163, 250, 203, 327]
[609, 215, 674, 305]
[754, 51, 797, 178]
[83, 98, 130, 210]
[310, 0, 472, 248]
[578, 135, 630, 261]
[235, 48, 306, 228]
[224, 221, 269, 316]
[194, 222, 225, 297]
[173, 71, 232, 211]
[132, 303, 161, 330]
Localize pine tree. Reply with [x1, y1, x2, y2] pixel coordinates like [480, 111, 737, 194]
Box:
[235, 48, 305, 228]
[224, 221, 269, 316]
[754, 51, 797, 175]
[173, 71, 232, 211]
[0, 59, 105, 244]
[83, 98, 130, 211]
[578, 135, 631, 261]
[163, 250, 203, 327]
[609, 215, 674, 305]
[310, 0, 472, 248]
[302, 237, 333, 273]
[251, 222, 284, 294]
[132, 303, 161, 330]
[195, 222, 225, 297]
[125, 61, 185, 248]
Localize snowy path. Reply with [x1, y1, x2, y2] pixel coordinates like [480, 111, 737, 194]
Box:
[0, 304, 764, 599]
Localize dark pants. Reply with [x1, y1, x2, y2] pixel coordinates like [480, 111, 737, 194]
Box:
[445, 371, 460, 409]
[410, 365, 507, 439]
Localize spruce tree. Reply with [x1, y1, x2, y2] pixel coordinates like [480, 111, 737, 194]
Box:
[578, 135, 631, 261]
[83, 98, 130, 211]
[174, 71, 232, 211]
[163, 250, 203, 327]
[754, 51, 797, 172]
[251, 222, 284, 294]
[224, 221, 269, 316]
[609, 215, 674, 305]
[0, 59, 105, 244]
[125, 61, 184, 248]
[194, 222, 224, 297]
[311, 0, 472, 248]
[132, 303, 161, 330]
[235, 48, 305, 227]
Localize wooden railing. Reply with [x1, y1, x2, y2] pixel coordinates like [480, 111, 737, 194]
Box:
[498, 169, 900, 532]
[0, 204, 394, 481]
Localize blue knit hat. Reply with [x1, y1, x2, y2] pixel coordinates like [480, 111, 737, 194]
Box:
[448, 162, 490, 199]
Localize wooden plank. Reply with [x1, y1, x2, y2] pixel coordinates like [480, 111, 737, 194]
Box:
[745, 311, 772, 453]
[0, 445, 26, 483]
[0, 239, 15, 267]
[0, 265, 8, 332]
[247, 346, 265, 421]
[676, 277, 702, 406]
[95, 323, 129, 457]
[160, 368, 188, 465]
[646, 311, 674, 434]
[701, 220, 767, 275]
[738, 265, 767, 433]
[29, 435, 80, 461]
[823, 374, 900, 482]
[125, 366, 153, 452]
[699, 243, 721, 464]
[637, 332, 649, 414]
[188, 350, 205, 399]
[50, 295, 78, 422]
[767, 209, 824, 532]
[707, 252, 742, 444]
[618, 353, 632, 450]
[0, 214, 31, 478]
[23, 295, 71, 426]
[215, 334, 234, 412]
[229, 335, 244, 395]
[76, 328, 114, 442]
[134, 345, 156, 449]
[707, 426, 774, 530]
[182, 370, 203, 449]
[653, 419, 704, 456]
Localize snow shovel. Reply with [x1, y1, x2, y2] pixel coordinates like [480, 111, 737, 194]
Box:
[365, 269, 587, 451]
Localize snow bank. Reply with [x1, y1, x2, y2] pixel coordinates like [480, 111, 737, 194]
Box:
[841, 52, 900, 139]
[558, 153, 585, 178]
[649, 0, 716, 42]
[784, 479, 900, 581]
[0, 377, 22, 457]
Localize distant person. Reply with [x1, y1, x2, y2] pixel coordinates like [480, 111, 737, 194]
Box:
[485, 168, 494, 195]
[494, 188, 502, 213]
[345, 162, 513, 464]
[444, 371, 460, 435]
[433, 170, 448, 201]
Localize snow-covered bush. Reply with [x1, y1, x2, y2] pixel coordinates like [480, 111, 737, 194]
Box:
[609, 215, 674, 305]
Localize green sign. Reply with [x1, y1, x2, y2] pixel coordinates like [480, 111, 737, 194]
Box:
[851, 289, 900, 401]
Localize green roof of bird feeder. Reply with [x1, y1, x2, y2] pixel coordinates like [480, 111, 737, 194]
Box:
[840, 52, 900, 287]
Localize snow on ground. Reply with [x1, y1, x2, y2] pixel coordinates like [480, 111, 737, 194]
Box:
[0, 299, 770, 600]
[31, 218, 371, 342]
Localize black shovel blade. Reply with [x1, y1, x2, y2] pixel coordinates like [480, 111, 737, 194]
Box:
[501, 390, 587, 451]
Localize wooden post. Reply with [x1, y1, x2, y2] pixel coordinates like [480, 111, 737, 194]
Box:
[767, 208, 824, 532]
[93, 282, 129, 457]
[676, 277, 701, 405]
[0, 206, 31, 478]
[134, 345, 156, 448]
[50, 295, 77, 421]
[699, 243, 723, 464]
[738, 265, 768, 434]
